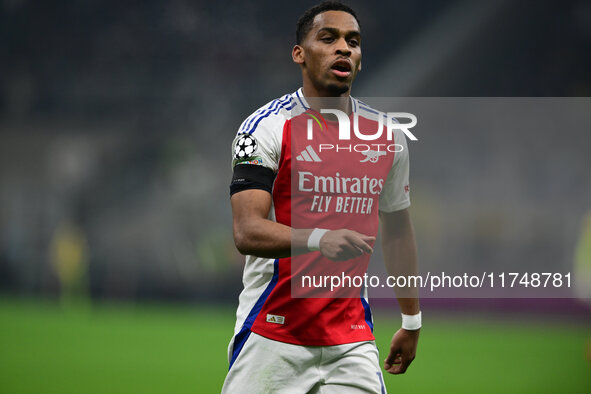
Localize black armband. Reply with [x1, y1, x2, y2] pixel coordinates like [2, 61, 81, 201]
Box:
[230, 165, 275, 196]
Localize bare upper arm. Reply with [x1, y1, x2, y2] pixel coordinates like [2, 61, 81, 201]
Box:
[230, 189, 276, 255]
[231, 189, 272, 226]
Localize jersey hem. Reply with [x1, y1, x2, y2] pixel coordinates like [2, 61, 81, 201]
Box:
[251, 327, 376, 347]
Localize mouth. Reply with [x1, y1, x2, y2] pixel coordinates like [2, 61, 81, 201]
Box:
[330, 59, 352, 78]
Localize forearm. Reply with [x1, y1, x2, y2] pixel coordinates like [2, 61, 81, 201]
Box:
[231, 190, 375, 261]
[381, 212, 421, 375]
[382, 237, 420, 314]
[231, 190, 314, 258]
[380, 209, 420, 315]
[233, 217, 313, 258]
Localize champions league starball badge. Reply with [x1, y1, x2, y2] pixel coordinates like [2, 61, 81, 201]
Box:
[234, 134, 258, 159]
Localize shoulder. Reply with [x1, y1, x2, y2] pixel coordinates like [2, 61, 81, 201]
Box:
[354, 98, 392, 126]
[353, 98, 382, 120]
[231, 90, 307, 170]
[237, 91, 305, 137]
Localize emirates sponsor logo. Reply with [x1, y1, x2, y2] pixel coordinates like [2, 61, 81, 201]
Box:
[298, 171, 383, 215]
[298, 172, 384, 195]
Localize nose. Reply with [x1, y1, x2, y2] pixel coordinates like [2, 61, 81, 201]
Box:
[335, 37, 351, 57]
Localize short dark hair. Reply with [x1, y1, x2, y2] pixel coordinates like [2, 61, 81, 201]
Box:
[296, 1, 360, 45]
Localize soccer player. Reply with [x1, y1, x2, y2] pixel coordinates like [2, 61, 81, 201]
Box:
[223, 2, 420, 392]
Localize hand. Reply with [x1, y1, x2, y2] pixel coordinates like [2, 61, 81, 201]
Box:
[319, 229, 375, 261]
[384, 328, 420, 374]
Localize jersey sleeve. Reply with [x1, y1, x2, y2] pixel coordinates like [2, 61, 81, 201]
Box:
[230, 112, 286, 196]
[379, 132, 411, 212]
[231, 115, 283, 172]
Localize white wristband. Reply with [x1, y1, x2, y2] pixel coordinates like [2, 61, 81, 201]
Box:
[401, 311, 422, 330]
[307, 228, 329, 251]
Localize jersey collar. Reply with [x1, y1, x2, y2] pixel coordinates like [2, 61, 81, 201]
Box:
[294, 87, 359, 114]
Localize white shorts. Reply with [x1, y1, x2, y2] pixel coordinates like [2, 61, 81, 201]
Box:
[222, 332, 387, 394]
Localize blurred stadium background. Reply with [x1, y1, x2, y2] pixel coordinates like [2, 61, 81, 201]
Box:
[1, 0, 590, 393]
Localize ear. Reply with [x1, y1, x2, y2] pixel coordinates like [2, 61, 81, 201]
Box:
[292, 45, 304, 64]
[358, 60, 362, 73]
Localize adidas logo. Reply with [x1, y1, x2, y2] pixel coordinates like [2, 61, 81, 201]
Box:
[296, 145, 322, 162]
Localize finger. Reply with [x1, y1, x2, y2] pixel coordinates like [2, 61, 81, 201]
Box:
[384, 358, 401, 372]
[359, 241, 374, 254]
[383, 350, 400, 370]
[350, 236, 374, 254]
[353, 243, 369, 256]
[338, 236, 369, 257]
[360, 235, 376, 244]
[354, 233, 376, 248]
[334, 245, 364, 261]
[392, 354, 412, 375]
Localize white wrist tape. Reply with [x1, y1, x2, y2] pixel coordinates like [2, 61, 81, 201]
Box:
[307, 228, 329, 251]
[401, 311, 422, 330]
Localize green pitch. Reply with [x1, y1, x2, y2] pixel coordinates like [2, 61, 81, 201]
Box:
[0, 298, 589, 393]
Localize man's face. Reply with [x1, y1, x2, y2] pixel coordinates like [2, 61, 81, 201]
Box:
[296, 10, 362, 96]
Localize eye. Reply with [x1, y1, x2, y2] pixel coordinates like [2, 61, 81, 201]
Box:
[348, 39, 359, 47]
[321, 36, 334, 43]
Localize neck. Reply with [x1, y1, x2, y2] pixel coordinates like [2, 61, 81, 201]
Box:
[302, 85, 352, 115]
